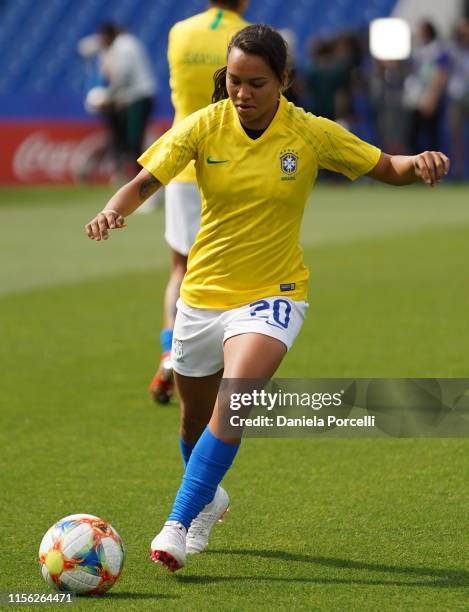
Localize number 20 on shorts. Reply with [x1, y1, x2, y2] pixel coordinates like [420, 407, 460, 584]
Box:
[249, 299, 292, 329]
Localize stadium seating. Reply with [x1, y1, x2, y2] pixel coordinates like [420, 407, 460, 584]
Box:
[0, 0, 396, 118]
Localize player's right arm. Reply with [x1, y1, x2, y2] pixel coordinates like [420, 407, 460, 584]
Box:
[85, 107, 205, 241]
[85, 169, 161, 241]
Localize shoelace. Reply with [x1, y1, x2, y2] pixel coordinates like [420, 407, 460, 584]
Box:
[187, 509, 220, 537]
[163, 522, 186, 545]
[187, 524, 209, 538]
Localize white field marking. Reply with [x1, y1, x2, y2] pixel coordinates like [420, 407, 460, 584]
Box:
[1, 186, 468, 296]
[1, 200, 168, 296]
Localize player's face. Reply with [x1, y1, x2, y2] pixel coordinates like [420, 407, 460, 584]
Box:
[226, 47, 284, 130]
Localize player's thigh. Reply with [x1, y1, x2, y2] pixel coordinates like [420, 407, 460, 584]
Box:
[223, 333, 286, 378]
[210, 297, 308, 440]
[448, 101, 464, 135]
[223, 296, 308, 368]
[165, 182, 201, 256]
[171, 298, 226, 440]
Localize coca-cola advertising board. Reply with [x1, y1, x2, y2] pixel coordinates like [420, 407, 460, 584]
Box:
[0, 121, 169, 184]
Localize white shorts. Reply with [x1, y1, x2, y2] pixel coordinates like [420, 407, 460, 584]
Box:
[165, 181, 201, 256]
[171, 296, 309, 377]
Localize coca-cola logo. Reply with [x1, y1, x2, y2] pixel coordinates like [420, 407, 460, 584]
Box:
[13, 131, 114, 182]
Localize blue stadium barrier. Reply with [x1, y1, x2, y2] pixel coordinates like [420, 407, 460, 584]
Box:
[0, 0, 396, 120]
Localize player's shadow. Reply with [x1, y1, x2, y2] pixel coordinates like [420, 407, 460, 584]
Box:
[177, 550, 468, 589]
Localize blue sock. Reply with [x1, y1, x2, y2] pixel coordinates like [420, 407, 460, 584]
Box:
[160, 328, 173, 353]
[168, 428, 240, 529]
[179, 438, 195, 468]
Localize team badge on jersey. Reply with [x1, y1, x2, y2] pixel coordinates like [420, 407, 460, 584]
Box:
[280, 149, 298, 180]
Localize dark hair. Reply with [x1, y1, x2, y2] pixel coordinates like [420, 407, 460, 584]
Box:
[99, 22, 121, 40]
[212, 24, 288, 102]
[420, 20, 438, 42]
[210, 0, 245, 9]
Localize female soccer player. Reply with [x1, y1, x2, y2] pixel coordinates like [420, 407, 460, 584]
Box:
[85, 25, 450, 572]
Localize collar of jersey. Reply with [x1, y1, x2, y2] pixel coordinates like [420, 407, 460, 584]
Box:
[231, 95, 287, 145]
[206, 7, 240, 20]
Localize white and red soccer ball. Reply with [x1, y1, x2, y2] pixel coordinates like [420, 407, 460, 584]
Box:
[39, 514, 124, 595]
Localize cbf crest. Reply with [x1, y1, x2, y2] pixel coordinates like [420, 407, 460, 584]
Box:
[280, 149, 299, 180]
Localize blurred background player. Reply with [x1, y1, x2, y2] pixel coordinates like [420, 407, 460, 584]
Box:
[99, 23, 157, 179]
[148, 0, 249, 404]
[403, 20, 449, 154]
[448, 17, 469, 179]
[90, 23, 157, 181]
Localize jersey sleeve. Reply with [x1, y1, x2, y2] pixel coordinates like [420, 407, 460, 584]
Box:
[137, 110, 202, 185]
[313, 116, 381, 180]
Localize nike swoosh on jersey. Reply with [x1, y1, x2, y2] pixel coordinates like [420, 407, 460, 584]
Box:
[206, 157, 229, 164]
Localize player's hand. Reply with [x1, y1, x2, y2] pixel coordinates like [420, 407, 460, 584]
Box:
[85, 209, 126, 241]
[413, 151, 450, 187]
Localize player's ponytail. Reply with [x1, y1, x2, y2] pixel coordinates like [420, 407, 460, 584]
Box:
[212, 66, 229, 102]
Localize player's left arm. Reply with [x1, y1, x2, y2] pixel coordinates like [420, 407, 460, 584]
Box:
[368, 151, 450, 187]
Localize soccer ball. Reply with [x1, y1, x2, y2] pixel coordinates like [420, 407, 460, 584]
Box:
[38, 514, 124, 595]
[84, 86, 110, 114]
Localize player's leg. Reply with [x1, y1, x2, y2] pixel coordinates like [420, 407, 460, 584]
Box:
[151, 333, 287, 570]
[148, 249, 187, 404]
[151, 299, 226, 569]
[149, 181, 201, 404]
[448, 100, 464, 179]
[183, 334, 287, 554]
[125, 96, 154, 175]
[126, 97, 153, 160]
[176, 369, 223, 456]
[172, 333, 287, 518]
[174, 368, 231, 555]
[151, 298, 307, 570]
[105, 104, 125, 181]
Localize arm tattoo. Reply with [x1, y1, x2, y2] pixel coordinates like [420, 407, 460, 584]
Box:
[139, 175, 161, 200]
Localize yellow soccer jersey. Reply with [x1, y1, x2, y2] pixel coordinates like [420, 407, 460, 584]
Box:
[138, 96, 381, 309]
[167, 7, 248, 182]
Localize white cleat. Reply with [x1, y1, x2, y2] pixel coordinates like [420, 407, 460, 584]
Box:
[150, 520, 186, 572]
[186, 486, 230, 555]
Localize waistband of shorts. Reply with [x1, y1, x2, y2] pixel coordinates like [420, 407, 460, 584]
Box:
[177, 296, 309, 314]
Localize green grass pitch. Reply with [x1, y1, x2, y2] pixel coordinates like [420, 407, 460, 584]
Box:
[1, 183, 468, 610]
